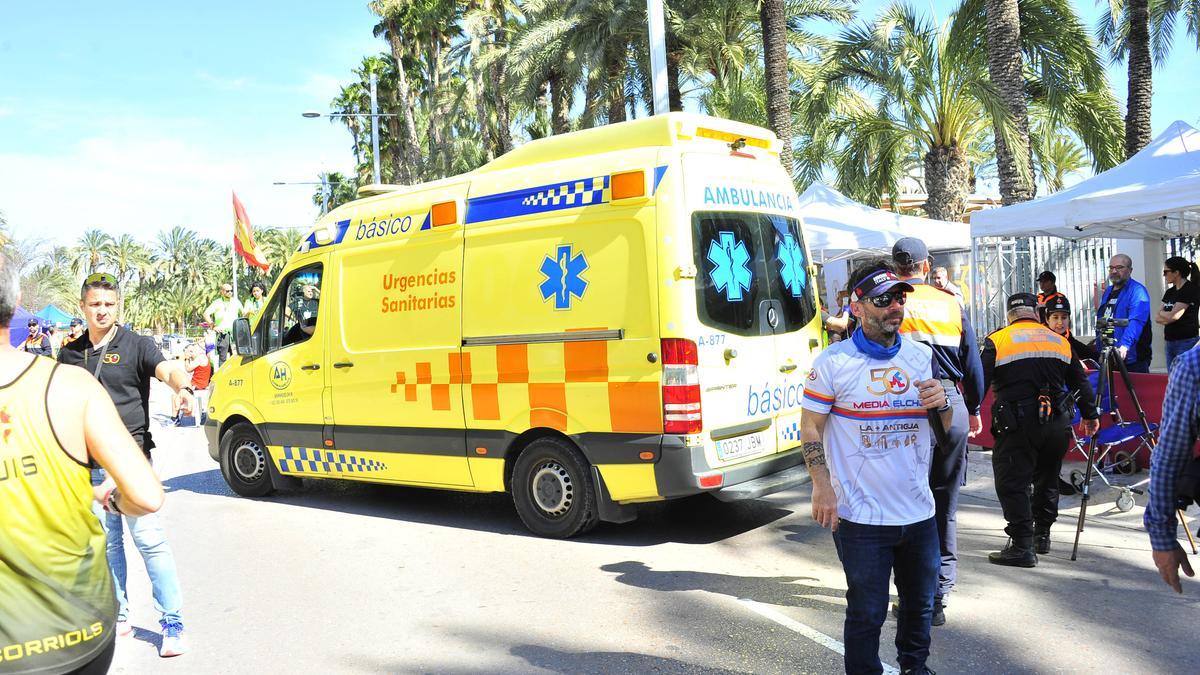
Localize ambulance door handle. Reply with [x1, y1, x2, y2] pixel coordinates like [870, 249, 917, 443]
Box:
[779, 364, 797, 373]
[301, 364, 321, 371]
[333, 361, 355, 369]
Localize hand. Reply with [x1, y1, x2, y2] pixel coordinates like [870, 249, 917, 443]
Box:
[811, 481, 840, 532]
[1079, 418, 1100, 437]
[916, 379, 947, 410]
[1153, 547, 1195, 593]
[1118, 345, 1129, 360]
[968, 415, 983, 438]
[173, 389, 196, 416]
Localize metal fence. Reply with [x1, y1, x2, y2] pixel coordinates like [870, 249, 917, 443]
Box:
[972, 236, 1116, 338]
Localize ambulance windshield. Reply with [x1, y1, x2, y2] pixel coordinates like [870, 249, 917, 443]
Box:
[692, 211, 816, 336]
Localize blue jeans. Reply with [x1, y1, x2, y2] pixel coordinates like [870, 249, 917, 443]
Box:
[833, 517, 939, 675]
[1166, 337, 1199, 371]
[92, 470, 184, 625]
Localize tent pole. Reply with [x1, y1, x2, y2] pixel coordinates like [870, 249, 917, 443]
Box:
[970, 236, 980, 336]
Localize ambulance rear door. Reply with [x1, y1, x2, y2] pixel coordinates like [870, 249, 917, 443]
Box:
[681, 156, 793, 468]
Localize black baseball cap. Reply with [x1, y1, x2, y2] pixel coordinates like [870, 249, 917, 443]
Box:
[892, 237, 929, 266]
[1045, 294, 1070, 315]
[1007, 292, 1038, 311]
[70, 318, 84, 326]
[1037, 271, 1056, 282]
[852, 269, 915, 301]
[27, 319, 39, 327]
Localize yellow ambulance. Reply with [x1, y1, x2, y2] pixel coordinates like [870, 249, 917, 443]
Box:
[206, 112, 823, 538]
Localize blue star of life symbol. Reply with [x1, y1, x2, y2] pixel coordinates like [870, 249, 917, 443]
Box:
[706, 231, 753, 302]
[539, 244, 588, 310]
[776, 234, 807, 297]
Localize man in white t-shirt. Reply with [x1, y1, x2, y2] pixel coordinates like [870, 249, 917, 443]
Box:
[801, 259, 952, 675]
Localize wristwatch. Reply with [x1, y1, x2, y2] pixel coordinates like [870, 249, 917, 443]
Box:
[181, 386, 194, 394]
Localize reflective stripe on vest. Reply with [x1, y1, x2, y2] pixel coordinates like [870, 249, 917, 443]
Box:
[899, 284, 963, 348]
[990, 323, 1072, 367]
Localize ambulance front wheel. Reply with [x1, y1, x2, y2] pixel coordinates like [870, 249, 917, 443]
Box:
[511, 437, 600, 539]
[220, 423, 276, 498]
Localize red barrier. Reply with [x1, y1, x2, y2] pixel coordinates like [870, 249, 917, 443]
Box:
[974, 371, 1169, 467]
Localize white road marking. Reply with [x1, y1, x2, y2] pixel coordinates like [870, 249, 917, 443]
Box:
[735, 597, 900, 675]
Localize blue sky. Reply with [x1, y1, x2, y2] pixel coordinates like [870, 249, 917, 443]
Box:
[1, 1, 1198, 249]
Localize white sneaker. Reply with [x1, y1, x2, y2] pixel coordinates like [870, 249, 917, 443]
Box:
[116, 620, 133, 638]
[159, 620, 189, 657]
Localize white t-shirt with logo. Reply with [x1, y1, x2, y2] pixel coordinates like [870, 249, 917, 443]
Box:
[801, 338, 937, 526]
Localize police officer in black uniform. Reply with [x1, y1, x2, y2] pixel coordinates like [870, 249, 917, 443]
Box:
[982, 293, 1100, 566]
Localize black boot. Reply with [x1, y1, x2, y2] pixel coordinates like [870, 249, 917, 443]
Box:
[931, 596, 945, 626]
[1034, 528, 1051, 555]
[988, 538, 1037, 567]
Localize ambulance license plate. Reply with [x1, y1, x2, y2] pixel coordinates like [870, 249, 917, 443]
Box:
[715, 431, 766, 461]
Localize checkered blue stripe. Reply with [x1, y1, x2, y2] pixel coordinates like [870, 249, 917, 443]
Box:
[278, 446, 387, 474]
[521, 177, 607, 208]
[780, 421, 801, 441]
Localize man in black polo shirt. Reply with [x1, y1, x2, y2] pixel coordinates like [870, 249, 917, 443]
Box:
[58, 272, 197, 657]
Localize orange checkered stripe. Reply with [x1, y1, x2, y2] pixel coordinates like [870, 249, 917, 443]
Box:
[389, 338, 662, 434]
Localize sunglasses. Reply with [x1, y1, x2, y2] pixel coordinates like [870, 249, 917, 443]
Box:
[865, 291, 906, 308]
[82, 272, 119, 287]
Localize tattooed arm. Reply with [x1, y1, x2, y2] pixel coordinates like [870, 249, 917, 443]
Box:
[800, 408, 838, 532]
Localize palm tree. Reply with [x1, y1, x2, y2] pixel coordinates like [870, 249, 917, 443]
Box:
[154, 226, 197, 281]
[1097, 0, 1200, 158]
[73, 229, 114, 277]
[1033, 130, 1088, 193]
[371, 0, 425, 180]
[953, 0, 1125, 169]
[760, 0, 791, 171]
[507, 1, 583, 136]
[799, 2, 1122, 220]
[983, 0, 1035, 204]
[330, 82, 367, 168]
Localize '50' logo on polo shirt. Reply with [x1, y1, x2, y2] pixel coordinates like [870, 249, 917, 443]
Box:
[866, 367, 910, 396]
[102, 353, 121, 364]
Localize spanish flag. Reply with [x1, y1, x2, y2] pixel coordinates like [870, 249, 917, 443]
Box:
[232, 191, 270, 272]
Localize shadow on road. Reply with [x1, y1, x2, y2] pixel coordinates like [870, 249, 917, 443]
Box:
[601, 560, 858, 613]
[163, 469, 234, 497]
[510, 644, 753, 675]
[163, 469, 790, 545]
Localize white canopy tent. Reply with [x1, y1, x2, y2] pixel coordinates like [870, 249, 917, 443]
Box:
[968, 121, 1200, 371]
[970, 120, 1200, 239]
[797, 183, 971, 309]
[800, 183, 971, 263]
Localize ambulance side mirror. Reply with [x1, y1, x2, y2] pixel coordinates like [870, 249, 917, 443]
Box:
[233, 318, 258, 358]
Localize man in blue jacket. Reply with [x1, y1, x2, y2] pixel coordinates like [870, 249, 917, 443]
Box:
[1096, 254, 1152, 373]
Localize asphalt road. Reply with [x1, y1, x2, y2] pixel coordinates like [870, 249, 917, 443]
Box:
[103, 381, 1199, 674]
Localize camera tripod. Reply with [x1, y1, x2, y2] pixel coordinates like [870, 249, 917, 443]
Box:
[1070, 321, 1199, 560]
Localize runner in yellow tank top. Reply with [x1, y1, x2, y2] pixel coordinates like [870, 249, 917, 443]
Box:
[0, 262, 163, 675]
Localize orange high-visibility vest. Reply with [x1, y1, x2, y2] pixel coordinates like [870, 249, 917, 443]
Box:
[900, 284, 963, 349]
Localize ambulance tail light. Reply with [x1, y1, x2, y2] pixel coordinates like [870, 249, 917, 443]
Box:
[661, 338, 702, 434]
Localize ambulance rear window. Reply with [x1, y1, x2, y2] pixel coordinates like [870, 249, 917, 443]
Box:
[692, 211, 816, 336]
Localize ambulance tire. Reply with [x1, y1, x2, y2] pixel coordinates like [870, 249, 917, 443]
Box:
[220, 423, 277, 498]
[511, 437, 599, 539]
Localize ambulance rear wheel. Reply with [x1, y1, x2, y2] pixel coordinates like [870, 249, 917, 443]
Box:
[220, 423, 275, 498]
[511, 437, 599, 539]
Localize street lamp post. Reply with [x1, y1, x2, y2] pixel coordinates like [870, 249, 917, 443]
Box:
[302, 74, 398, 186]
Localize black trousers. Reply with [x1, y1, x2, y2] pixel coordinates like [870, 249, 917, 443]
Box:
[991, 410, 1072, 542]
[929, 380, 968, 599]
[215, 331, 231, 364]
